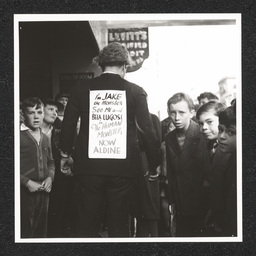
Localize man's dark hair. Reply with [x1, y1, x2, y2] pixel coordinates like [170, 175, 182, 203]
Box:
[197, 92, 219, 102]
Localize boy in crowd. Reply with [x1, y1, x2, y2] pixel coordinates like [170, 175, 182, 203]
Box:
[41, 99, 63, 140]
[196, 101, 228, 235]
[20, 97, 55, 238]
[165, 92, 207, 237]
[53, 93, 69, 129]
[55, 93, 69, 119]
[197, 92, 219, 106]
[218, 103, 237, 236]
[41, 99, 74, 237]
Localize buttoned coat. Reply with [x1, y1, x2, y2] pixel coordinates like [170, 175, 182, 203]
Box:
[205, 145, 230, 225]
[165, 120, 207, 216]
[221, 153, 237, 236]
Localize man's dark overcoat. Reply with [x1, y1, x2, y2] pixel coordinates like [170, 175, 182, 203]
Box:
[60, 73, 160, 178]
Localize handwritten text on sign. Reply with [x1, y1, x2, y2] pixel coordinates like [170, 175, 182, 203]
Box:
[89, 90, 127, 159]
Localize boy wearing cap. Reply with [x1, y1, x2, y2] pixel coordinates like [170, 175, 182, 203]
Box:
[55, 93, 69, 120]
[60, 42, 160, 237]
[55, 93, 69, 108]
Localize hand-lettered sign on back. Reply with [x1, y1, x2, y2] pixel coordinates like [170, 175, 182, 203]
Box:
[89, 90, 127, 159]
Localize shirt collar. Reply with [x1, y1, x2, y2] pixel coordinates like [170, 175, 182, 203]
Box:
[102, 71, 117, 75]
[42, 125, 53, 136]
[20, 123, 29, 131]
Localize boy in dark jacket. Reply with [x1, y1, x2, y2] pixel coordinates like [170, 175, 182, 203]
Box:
[20, 97, 55, 238]
[165, 93, 207, 237]
[218, 103, 237, 236]
[196, 101, 229, 235]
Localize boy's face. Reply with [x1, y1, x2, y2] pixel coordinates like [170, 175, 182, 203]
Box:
[44, 104, 58, 125]
[168, 100, 193, 132]
[23, 105, 44, 131]
[218, 124, 236, 153]
[198, 109, 219, 140]
[57, 97, 68, 109]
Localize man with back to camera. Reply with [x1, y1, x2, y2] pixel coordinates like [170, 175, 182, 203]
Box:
[59, 42, 161, 237]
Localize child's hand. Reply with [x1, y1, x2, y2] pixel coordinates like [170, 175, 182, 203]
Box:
[41, 177, 53, 193]
[26, 180, 43, 192]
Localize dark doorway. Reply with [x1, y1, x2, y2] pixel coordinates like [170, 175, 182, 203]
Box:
[19, 21, 99, 100]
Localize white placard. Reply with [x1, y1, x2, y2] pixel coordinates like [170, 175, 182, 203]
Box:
[89, 90, 127, 159]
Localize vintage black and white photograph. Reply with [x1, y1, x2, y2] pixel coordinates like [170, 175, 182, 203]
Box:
[14, 13, 242, 243]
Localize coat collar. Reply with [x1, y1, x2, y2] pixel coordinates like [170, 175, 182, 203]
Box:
[167, 120, 201, 167]
[20, 123, 29, 131]
[178, 120, 201, 167]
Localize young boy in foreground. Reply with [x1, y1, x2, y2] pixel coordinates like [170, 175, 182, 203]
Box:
[165, 92, 207, 237]
[20, 97, 55, 238]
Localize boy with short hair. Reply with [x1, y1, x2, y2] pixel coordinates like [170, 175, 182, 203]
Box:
[165, 92, 207, 237]
[196, 101, 228, 235]
[197, 92, 219, 106]
[41, 99, 74, 237]
[20, 97, 55, 238]
[218, 103, 237, 236]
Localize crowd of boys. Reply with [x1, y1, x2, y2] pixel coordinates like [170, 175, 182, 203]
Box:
[19, 42, 237, 238]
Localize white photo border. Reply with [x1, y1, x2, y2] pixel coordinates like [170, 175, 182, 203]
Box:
[14, 13, 242, 243]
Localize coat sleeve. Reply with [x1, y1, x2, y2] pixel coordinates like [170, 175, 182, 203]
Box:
[20, 174, 29, 187]
[151, 114, 162, 143]
[60, 86, 81, 155]
[47, 141, 55, 181]
[165, 137, 175, 205]
[134, 88, 161, 173]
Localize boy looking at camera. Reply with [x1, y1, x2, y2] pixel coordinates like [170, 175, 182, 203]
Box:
[41, 99, 74, 237]
[217, 103, 237, 236]
[165, 92, 207, 237]
[196, 101, 229, 235]
[20, 97, 55, 238]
